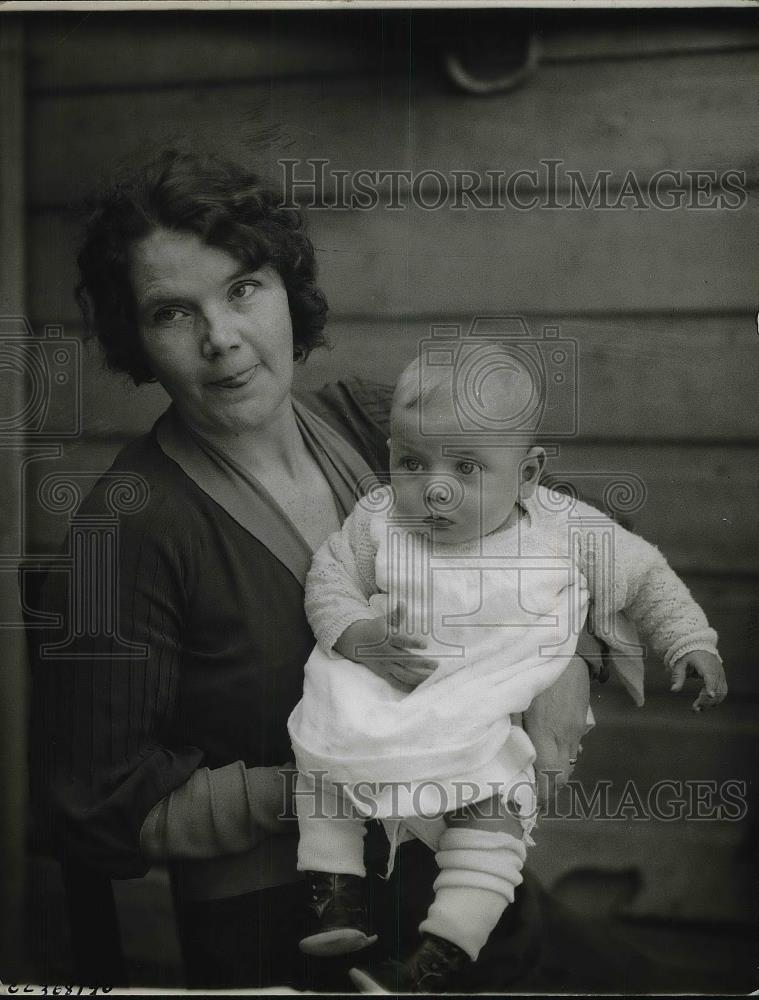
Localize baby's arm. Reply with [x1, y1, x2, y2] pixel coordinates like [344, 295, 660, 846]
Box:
[305, 498, 438, 689]
[572, 498, 727, 710]
[305, 500, 381, 653]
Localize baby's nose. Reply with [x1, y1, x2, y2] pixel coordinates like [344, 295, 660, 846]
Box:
[424, 481, 450, 506]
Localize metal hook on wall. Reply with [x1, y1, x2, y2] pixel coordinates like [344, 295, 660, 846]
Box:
[443, 28, 542, 96]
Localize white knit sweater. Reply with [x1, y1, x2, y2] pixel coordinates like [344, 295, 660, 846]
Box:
[289, 484, 719, 829]
[305, 484, 719, 678]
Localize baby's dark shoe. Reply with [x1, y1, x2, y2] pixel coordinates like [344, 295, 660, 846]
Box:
[349, 932, 470, 993]
[299, 871, 378, 956]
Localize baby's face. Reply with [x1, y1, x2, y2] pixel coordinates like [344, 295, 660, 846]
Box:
[388, 402, 539, 544]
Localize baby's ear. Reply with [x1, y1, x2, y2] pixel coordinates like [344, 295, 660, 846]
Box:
[520, 446, 546, 498]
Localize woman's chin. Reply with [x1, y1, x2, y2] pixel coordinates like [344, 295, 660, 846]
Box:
[190, 381, 293, 437]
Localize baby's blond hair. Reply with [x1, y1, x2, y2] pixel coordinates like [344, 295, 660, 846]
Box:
[391, 345, 540, 439]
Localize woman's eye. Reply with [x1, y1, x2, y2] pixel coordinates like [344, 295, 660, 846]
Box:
[229, 281, 258, 301]
[153, 307, 187, 326]
[456, 460, 481, 476]
[400, 457, 423, 472]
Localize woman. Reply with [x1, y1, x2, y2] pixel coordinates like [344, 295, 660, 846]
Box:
[30, 151, 592, 991]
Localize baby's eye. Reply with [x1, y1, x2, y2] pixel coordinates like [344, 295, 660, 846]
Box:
[456, 460, 481, 476]
[400, 457, 423, 472]
[229, 280, 258, 301]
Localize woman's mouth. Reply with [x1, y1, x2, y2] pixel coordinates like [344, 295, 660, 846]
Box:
[423, 515, 454, 527]
[208, 365, 259, 390]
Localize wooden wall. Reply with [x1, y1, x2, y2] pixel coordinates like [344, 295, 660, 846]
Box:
[19, 9, 759, 936]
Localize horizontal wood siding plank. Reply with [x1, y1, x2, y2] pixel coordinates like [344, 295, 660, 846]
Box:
[26, 15, 759, 92]
[31, 316, 759, 442]
[26, 14, 384, 93]
[296, 316, 759, 441]
[308, 201, 758, 316]
[574, 692, 758, 793]
[544, 442, 756, 574]
[30, 195, 758, 324]
[27, 49, 759, 208]
[542, 24, 759, 62]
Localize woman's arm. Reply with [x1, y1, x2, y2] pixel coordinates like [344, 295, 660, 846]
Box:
[523, 655, 590, 808]
[139, 760, 297, 861]
[30, 482, 203, 878]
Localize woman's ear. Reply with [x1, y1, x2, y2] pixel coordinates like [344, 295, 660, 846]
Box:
[519, 446, 546, 500]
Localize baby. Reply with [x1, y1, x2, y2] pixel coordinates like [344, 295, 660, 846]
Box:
[287, 345, 726, 993]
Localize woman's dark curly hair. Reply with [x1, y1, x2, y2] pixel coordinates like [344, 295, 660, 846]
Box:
[75, 150, 328, 385]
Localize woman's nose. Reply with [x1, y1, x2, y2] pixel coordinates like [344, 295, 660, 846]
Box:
[201, 308, 243, 357]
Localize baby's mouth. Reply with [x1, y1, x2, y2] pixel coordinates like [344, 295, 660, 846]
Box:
[423, 514, 454, 526]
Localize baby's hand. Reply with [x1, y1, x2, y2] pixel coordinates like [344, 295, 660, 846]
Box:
[334, 603, 438, 692]
[669, 650, 727, 712]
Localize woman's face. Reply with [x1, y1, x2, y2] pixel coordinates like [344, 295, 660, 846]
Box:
[130, 228, 295, 439]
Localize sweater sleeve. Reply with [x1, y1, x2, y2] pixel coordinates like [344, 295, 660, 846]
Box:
[30, 484, 204, 879]
[570, 497, 720, 669]
[139, 760, 294, 861]
[304, 498, 382, 652]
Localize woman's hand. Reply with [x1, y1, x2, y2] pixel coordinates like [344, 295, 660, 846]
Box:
[255, 762, 299, 832]
[523, 654, 590, 811]
[335, 604, 439, 692]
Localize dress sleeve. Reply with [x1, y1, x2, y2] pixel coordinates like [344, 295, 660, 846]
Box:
[570, 498, 720, 669]
[304, 499, 382, 652]
[30, 490, 204, 879]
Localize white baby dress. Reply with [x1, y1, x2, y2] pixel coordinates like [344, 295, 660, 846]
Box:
[288, 487, 590, 835]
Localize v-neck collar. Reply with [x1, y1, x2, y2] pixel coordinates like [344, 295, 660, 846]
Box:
[155, 401, 376, 588]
